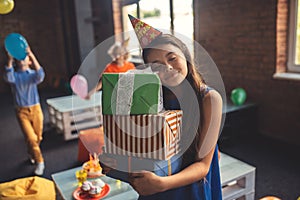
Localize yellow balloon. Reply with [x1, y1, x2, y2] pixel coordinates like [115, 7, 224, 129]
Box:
[0, 0, 14, 15]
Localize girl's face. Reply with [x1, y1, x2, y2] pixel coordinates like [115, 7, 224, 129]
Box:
[146, 44, 188, 87]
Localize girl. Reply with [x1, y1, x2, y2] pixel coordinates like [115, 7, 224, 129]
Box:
[129, 34, 223, 200]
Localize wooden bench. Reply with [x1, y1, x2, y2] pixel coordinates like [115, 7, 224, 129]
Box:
[220, 101, 257, 199]
[46, 91, 102, 140]
[220, 153, 256, 200]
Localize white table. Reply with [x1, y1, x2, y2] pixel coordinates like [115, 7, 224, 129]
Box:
[46, 91, 103, 140]
[52, 167, 138, 200]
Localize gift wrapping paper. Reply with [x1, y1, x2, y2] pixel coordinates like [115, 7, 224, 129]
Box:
[103, 110, 182, 160]
[103, 153, 182, 183]
[102, 73, 163, 115]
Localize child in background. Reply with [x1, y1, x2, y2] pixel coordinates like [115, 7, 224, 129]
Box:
[3, 46, 45, 176]
[89, 38, 136, 94]
[104, 38, 135, 73]
[128, 16, 223, 199]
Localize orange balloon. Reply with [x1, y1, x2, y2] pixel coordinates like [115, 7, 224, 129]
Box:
[0, 0, 14, 15]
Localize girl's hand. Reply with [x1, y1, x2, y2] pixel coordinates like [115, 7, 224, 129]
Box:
[129, 171, 166, 196]
[84, 94, 91, 100]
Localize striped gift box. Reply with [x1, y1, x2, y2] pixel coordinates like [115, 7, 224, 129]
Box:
[103, 110, 182, 160]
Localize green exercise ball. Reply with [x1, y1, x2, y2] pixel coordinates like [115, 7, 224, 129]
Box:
[230, 88, 247, 105]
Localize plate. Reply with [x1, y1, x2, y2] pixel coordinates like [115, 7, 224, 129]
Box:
[73, 184, 110, 200]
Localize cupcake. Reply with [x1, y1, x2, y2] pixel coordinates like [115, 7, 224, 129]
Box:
[89, 185, 102, 197]
[81, 181, 92, 192]
[92, 179, 105, 188]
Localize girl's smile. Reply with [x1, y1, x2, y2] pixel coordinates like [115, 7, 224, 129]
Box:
[146, 44, 188, 87]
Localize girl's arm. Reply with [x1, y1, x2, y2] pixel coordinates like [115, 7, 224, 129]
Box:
[95, 79, 103, 91]
[85, 76, 102, 100]
[130, 90, 223, 196]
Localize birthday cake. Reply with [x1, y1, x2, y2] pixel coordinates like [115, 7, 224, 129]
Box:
[82, 154, 103, 177]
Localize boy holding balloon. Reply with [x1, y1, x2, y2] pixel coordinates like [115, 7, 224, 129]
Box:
[3, 46, 46, 176]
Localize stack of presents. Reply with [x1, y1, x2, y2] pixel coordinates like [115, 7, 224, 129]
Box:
[101, 71, 183, 182]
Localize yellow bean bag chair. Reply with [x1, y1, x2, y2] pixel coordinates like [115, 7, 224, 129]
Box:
[0, 176, 55, 200]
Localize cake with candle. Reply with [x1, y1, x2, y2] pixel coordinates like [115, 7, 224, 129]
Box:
[82, 153, 103, 177]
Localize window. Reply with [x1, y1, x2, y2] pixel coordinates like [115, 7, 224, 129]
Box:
[121, 0, 194, 59]
[274, 0, 300, 80]
[288, 0, 300, 72]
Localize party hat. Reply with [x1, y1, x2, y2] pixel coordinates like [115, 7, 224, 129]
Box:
[128, 14, 162, 49]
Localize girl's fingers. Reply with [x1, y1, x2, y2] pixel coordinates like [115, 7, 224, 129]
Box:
[129, 172, 144, 179]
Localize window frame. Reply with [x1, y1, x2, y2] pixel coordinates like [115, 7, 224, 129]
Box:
[288, 0, 300, 72]
[120, 0, 193, 61]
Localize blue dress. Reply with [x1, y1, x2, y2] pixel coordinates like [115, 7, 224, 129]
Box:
[138, 86, 222, 200]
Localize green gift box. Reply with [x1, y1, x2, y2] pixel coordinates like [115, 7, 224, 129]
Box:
[102, 73, 163, 115]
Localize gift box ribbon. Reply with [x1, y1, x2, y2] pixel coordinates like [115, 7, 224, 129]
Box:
[116, 73, 135, 115]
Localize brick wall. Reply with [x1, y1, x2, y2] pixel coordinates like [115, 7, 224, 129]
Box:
[112, 0, 123, 41]
[277, 0, 288, 73]
[195, 0, 300, 144]
[2, 0, 299, 143]
[0, 0, 71, 92]
[0, 0, 114, 93]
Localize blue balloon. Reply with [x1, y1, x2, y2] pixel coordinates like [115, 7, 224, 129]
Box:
[4, 33, 28, 60]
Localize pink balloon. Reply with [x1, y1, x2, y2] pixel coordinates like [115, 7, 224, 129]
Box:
[70, 74, 88, 99]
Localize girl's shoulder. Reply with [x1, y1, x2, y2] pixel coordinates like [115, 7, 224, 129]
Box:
[200, 85, 223, 106]
[200, 84, 213, 99]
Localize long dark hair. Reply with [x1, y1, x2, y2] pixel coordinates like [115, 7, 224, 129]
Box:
[143, 34, 206, 166]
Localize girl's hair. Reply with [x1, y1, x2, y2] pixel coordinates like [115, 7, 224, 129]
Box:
[142, 34, 206, 166]
[142, 34, 205, 92]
